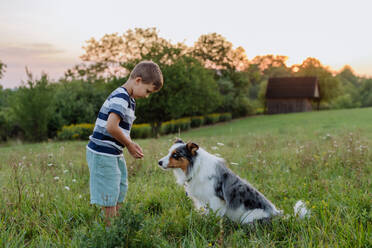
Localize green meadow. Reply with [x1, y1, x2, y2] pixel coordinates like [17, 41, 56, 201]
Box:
[1, 108, 371, 247]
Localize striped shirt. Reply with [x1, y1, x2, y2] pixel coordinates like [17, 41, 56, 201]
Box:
[87, 87, 136, 156]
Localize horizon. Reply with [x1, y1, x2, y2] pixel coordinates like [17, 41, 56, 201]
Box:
[1, 0, 372, 89]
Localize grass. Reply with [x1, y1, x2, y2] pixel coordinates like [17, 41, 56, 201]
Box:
[0, 108, 371, 247]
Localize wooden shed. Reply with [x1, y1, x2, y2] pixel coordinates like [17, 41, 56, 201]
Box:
[265, 77, 320, 114]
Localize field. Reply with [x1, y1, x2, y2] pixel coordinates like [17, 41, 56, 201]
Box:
[1, 108, 371, 247]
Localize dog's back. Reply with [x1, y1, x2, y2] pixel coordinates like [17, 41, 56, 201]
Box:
[213, 161, 282, 223]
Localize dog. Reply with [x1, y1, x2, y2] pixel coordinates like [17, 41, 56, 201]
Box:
[158, 139, 285, 224]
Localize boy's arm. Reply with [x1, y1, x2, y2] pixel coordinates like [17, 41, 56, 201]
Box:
[106, 112, 143, 158]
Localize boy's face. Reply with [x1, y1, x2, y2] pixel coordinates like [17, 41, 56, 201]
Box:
[132, 77, 157, 99]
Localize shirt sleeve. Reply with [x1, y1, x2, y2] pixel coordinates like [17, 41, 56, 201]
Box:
[107, 93, 130, 121]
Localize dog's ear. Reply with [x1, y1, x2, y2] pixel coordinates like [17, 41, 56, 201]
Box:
[174, 138, 184, 144]
[186, 142, 199, 156]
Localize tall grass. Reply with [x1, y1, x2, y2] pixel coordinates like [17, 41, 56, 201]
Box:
[0, 108, 371, 247]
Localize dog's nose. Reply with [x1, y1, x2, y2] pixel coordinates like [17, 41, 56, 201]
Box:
[158, 160, 163, 166]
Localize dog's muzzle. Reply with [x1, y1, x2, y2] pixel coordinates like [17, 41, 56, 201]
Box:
[158, 158, 168, 170]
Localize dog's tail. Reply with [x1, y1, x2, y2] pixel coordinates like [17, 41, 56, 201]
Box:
[293, 200, 311, 219]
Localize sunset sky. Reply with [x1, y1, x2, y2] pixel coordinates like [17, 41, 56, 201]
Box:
[1, 0, 371, 88]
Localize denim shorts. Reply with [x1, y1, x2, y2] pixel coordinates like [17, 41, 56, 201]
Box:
[86, 148, 128, 207]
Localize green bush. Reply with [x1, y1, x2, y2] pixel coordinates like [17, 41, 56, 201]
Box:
[12, 74, 54, 141]
[218, 113, 232, 122]
[57, 123, 94, 140]
[204, 113, 220, 125]
[0, 108, 11, 141]
[161, 118, 191, 135]
[131, 124, 152, 139]
[190, 116, 205, 128]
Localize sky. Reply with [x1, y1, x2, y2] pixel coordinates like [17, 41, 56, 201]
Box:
[0, 0, 371, 88]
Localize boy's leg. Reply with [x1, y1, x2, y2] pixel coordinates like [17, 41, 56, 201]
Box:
[102, 206, 117, 226]
[86, 148, 122, 224]
[117, 156, 128, 210]
[115, 204, 121, 216]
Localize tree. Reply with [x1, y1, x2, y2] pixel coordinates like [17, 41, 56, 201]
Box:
[11, 70, 54, 141]
[67, 28, 188, 82]
[359, 79, 372, 107]
[192, 33, 249, 72]
[293, 57, 341, 106]
[250, 55, 292, 78]
[48, 80, 109, 137]
[0, 60, 6, 80]
[334, 65, 362, 108]
[135, 55, 221, 136]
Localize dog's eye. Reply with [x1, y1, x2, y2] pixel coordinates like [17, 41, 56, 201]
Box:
[172, 153, 180, 159]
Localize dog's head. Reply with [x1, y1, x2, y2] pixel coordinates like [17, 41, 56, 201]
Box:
[158, 139, 199, 174]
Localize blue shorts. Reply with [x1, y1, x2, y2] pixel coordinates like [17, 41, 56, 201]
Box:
[86, 148, 128, 207]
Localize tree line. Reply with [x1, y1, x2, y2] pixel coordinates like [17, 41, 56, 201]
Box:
[0, 28, 371, 142]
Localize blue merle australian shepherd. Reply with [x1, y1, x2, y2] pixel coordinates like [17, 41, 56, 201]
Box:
[158, 140, 308, 224]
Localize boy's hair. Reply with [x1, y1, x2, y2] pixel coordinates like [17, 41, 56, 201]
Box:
[129, 61, 163, 91]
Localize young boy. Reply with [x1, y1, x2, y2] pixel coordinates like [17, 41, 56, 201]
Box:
[86, 61, 163, 225]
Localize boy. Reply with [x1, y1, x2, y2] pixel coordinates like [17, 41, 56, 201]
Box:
[86, 61, 163, 225]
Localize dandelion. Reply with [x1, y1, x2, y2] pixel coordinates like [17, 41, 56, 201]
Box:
[65, 186, 70, 191]
[54, 176, 59, 180]
[208, 243, 212, 247]
[217, 142, 224, 146]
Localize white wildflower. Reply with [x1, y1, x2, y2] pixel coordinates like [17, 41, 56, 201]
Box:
[294, 200, 311, 219]
[72, 179, 76, 183]
[79, 194, 82, 199]
[214, 153, 221, 157]
[211, 146, 218, 150]
[54, 176, 59, 180]
[217, 142, 224, 146]
[63, 170, 68, 174]
[64, 186, 70, 191]
[48, 163, 53, 167]
[230, 162, 239, 166]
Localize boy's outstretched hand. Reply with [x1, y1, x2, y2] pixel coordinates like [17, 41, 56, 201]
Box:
[127, 142, 144, 159]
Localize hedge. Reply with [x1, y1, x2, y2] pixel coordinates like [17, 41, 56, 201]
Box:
[58, 113, 231, 140]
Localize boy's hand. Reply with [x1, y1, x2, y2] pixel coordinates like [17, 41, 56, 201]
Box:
[127, 142, 144, 159]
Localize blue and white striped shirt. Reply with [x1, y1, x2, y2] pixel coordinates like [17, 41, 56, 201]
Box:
[87, 87, 136, 156]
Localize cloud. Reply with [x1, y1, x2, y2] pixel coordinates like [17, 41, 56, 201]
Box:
[0, 42, 79, 88]
[0, 42, 65, 60]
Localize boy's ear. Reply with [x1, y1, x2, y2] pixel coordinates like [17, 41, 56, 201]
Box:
[186, 142, 199, 156]
[135, 77, 142, 84]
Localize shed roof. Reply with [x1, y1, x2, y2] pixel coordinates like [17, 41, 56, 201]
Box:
[265, 77, 319, 99]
